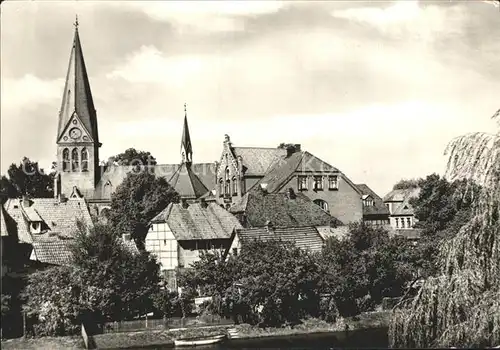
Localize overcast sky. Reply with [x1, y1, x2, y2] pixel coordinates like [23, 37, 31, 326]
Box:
[1, 0, 499, 196]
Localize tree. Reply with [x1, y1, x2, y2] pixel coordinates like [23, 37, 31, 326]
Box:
[108, 171, 179, 243]
[107, 148, 157, 167]
[22, 222, 162, 336]
[390, 108, 500, 348]
[392, 178, 420, 190]
[232, 240, 322, 327]
[0, 158, 54, 199]
[409, 174, 480, 277]
[320, 223, 415, 317]
[70, 223, 161, 322]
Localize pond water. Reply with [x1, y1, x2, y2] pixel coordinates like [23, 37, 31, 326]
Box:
[126, 327, 389, 350]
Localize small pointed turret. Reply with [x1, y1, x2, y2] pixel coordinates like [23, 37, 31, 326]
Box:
[57, 17, 99, 144]
[181, 103, 193, 165]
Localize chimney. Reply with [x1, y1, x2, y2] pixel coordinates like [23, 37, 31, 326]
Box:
[265, 220, 274, 233]
[200, 198, 208, 208]
[59, 194, 68, 203]
[181, 198, 189, 209]
[122, 233, 131, 241]
[286, 145, 296, 157]
[22, 195, 31, 207]
[294, 144, 301, 152]
[287, 188, 296, 200]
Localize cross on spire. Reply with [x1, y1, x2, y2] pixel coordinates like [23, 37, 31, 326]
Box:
[184, 102, 187, 117]
[74, 15, 79, 29]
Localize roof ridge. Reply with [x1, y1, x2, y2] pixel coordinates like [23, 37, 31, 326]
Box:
[232, 146, 283, 150]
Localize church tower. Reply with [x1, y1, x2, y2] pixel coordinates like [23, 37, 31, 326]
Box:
[54, 18, 101, 199]
[180, 103, 193, 166]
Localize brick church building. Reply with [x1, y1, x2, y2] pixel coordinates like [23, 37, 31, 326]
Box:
[52, 22, 388, 226]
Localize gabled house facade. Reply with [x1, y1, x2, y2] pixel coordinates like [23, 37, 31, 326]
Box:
[1, 196, 94, 267]
[356, 184, 390, 226]
[145, 199, 242, 288]
[215, 139, 364, 224]
[383, 187, 422, 241]
[383, 188, 420, 230]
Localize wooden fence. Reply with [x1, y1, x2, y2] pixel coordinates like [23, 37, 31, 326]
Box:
[102, 315, 233, 334]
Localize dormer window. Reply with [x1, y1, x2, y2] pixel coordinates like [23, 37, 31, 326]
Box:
[30, 221, 42, 234]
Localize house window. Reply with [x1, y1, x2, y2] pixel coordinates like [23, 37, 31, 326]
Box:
[328, 176, 338, 190]
[298, 176, 308, 191]
[62, 148, 70, 172]
[313, 176, 323, 191]
[218, 179, 223, 197]
[71, 148, 79, 172]
[81, 148, 89, 172]
[407, 217, 411, 228]
[232, 248, 238, 256]
[363, 199, 374, 206]
[313, 199, 329, 212]
[401, 218, 405, 228]
[232, 177, 238, 195]
[396, 218, 399, 228]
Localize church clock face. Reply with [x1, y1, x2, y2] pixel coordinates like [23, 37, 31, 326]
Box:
[69, 127, 82, 140]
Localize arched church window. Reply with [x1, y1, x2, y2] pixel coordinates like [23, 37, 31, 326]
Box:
[313, 199, 329, 212]
[232, 177, 238, 195]
[224, 168, 230, 195]
[63, 148, 70, 172]
[218, 178, 223, 196]
[81, 148, 89, 172]
[71, 148, 79, 172]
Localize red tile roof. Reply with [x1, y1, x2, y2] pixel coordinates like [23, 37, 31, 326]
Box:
[231, 147, 287, 176]
[30, 236, 73, 266]
[168, 163, 209, 199]
[249, 151, 340, 193]
[236, 226, 325, 253]
[2, 198, 93, 243]
[150, 202, 242, 241]
[356, 183, 390, 217]
[230, 189, 338, 227]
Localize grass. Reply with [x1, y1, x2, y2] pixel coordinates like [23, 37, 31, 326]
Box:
[234, 311, 391, 340]
[1, 335, 84, 350]
[93, 330, 174, 349]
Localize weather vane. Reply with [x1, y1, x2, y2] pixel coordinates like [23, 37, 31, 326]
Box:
[74, 15, 79, 29]
[184, 103, 187, 116]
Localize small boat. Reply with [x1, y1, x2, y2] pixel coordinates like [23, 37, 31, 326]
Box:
[174, 334, 227, 347]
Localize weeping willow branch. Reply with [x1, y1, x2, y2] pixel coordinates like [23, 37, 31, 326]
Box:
[389, 109, 500, 348]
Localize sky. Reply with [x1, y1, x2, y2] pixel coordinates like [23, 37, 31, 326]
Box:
[1, 0, 499, 196]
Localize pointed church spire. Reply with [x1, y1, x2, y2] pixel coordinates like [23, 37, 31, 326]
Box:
[57, 18, 99, 144]
[181, 103, 193, 165]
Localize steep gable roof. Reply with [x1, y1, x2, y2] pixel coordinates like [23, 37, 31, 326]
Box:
[150, 202, 242, 241]
[236, 226, 324, 253]
[231, 147, 287, 176]
[250, 151, 341, 193]
[93, 163, 217, 201]
[168, 163, 209, 199]
[30, 236, 73, 266]
[356, 183, 390, 217]
[2, 198, 93, 243]
[1, 207, 9, 237]
[230, 189, 339, 227]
